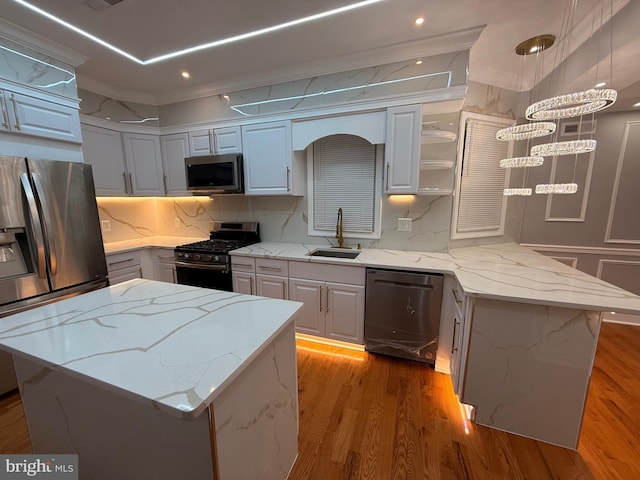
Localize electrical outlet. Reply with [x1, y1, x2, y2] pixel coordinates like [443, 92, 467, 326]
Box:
[101, 220, 111, 232]
[398, 218, 412, 232]
[174, 218, 182, 228]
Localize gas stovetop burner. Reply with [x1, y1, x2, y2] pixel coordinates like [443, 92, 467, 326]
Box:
[177, 239, 253, 253]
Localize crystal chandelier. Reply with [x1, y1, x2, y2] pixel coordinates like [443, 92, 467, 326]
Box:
[496, 122, 556, 141]
[526, 89, 617, 120]
[531, 139, 596, 157]
[499, 157, 544, 168]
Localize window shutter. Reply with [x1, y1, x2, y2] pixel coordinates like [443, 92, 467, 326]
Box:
[313, 135, 376, 233]
[452, 113, 514, 239]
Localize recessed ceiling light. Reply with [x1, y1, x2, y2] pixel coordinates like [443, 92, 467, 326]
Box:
[415, 59, 423, 65]
[595, 82, 606, 88]
[181, 71, 190, 79]
[415, 17, 425, 26]
[634, 102, 640, 107]
[12, 0, 384, 65]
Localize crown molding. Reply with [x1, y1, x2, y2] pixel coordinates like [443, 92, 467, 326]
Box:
[0, 18, 88, 67]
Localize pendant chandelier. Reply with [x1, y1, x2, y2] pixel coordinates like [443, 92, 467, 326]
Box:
[501, 0, 618, 197]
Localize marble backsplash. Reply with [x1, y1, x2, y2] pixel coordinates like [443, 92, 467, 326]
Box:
[98, 193, 453, 252]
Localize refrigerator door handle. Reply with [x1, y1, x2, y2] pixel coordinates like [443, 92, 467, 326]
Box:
[19, 173, 47, 279]
[30, 172, 57, 277]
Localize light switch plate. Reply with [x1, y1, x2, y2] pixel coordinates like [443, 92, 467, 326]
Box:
[101, 220, 111, 232]
[398, 218, 412, 232]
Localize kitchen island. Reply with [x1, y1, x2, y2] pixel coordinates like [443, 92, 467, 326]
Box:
[231, 241, 640, 449]
[0, 279, 302, 480]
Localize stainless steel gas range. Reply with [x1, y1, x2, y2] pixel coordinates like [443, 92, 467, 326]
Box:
[174, 221, 260, 291]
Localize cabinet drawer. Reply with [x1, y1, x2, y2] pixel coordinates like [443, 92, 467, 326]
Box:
[106, 250, 141, 274]
[255, 258, 288, 276]
[231, 256, 256, 272]
[109, 265, 142, 285]
[289, 261, 365, 285]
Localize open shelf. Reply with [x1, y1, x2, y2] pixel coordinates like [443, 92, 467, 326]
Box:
[421, 129, 457, 144]
[420, 160, 455, 170]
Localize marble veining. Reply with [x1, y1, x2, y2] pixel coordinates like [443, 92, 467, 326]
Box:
[231, 242, 640, 314]
[79, 88, 160, 125]
[0, 279, 302, 419]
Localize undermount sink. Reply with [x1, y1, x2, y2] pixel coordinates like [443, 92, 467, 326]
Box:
[307, 248, 361, 259]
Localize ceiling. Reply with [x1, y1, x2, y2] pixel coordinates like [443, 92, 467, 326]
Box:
[1, 0, 639, 108]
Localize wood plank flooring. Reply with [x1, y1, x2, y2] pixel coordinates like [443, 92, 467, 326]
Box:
[1, 322, 638, 479]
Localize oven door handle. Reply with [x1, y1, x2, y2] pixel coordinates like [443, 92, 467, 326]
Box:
[175, 261, 229, 272]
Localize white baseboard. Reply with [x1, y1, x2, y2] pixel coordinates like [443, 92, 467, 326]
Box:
[602, 313, 640, 326]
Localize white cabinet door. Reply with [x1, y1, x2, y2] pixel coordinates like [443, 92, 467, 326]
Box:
[385, 104, 421, 194]
[289, 278, 324, 337]
[122, 133, 164, 196]
[256, 274, 288, 299]
[158, 261, 176, 283]
[325, 282, 364, 344]
[188, 126, 241, 156]
[160, 133, 189, 195]
[81, 124, 128, 196]
[241, 120, 293, 195]
[450, 313, 466, 395]
[232, 272, 255, 295]
[0, 90, 81, 143]
[213, 126, 241, 154]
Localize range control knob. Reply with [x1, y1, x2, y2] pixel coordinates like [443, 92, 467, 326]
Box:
[203, 255, 212, 262]
[214, 255, 220, 262]
[184, 253, 190, 259]
[194, 254, 201, 261]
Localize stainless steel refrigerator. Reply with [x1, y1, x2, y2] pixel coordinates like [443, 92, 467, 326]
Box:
[0, 156, 108, 393]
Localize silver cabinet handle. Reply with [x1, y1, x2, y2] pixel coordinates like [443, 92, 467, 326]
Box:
[451, 318, 460, 354]
[286, 166, 291, 192]
[10, 94, 20, 130]
[172, 267, 177, 283]
[0, 93, 9, 129]
[128, 172, 134, 194]
[258, 265, 282, 272]
[385, 162, 390, 190]
[122, 172, 129, 194]
[282, 280, 286, 299]
[319, 285, 323, 312]
[31, 172, 57, 276]
[20, 173, 46, 279]
[326, 287, 330, 313]
[163, 174, 168, 194]
[107, 258, 135, 267]
[233, 263, 253, 268]
[452, 289, 462, 305]
[249, 276, 254, 295]
[209, 130, 215, 153]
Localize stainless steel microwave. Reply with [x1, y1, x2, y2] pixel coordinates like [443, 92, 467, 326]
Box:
[185, 153, 244, 194]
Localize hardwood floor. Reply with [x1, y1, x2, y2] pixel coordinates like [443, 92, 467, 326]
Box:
[1, 322, 638, 479]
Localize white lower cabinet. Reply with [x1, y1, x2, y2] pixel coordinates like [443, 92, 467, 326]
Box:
[231, 257, 256, 295]
[288, 261, 365, 344]
[151, 248, 176, 283]
[106, 250, 142, 285]
[254, 258, 289, 299]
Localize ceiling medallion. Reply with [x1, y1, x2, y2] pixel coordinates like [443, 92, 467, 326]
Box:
[526, 89, 617, 120]
[499, 157, 544, 168]
[531, 139, 596, 157]
[535, 183, 578, 194]
[496, 122, 556, 141]
[503, 188, 533, 196]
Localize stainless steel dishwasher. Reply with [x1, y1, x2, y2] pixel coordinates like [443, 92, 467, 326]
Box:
[364, 268, 443, 365]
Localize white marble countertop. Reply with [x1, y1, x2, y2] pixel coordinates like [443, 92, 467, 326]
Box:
[104, 236, 207, 254]
[231, 242, 640, 315]
[0, 279, 302, 419]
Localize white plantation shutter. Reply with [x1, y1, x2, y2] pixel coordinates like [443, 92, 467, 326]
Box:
[452, 113, 514, 239]
[313, 135, 377, 233]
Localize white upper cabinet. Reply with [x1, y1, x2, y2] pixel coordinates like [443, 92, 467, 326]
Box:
[160, 133, 189, 195]
[0, 88, 81, 144]
[242, 120, 301, 195]
[122, 133, 164, 196]
[188, 126, 241, 156]
[81, 124, 128, 195]
[384, 104, 421, 194]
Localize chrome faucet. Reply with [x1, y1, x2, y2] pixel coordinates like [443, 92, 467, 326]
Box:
[335, 208, 349, 249]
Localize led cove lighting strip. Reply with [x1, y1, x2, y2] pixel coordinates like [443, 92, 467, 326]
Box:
[229, 71, 452, 116]
[12, 0, 384, 65]
[0, 45, 76, 88]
